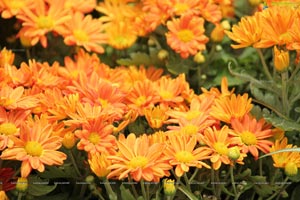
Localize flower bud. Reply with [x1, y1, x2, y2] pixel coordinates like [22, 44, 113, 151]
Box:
[228, 146, 240, 161]
[193, 52, 206, 63]
[158, 49, 169, 60]
[273, 46, 289, 72]
[163, 179, 176, 196]
[221, 20, 231, 31]
[62, 132, 76, 149]
[284, 162, 298, 176]
[16, 177, 28, 192]
[248, 0, 262, 6]
[210, 24, 225, 43]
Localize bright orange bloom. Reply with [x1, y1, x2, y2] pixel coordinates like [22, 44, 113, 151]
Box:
[0, 115, 67, 178]
[271, 137, 300, 176]
[200, 77, 234, 99]
[198, 0, 222, 24]
[0, 47, 15, 68]
[75, 118, 116, 155]
[164, 135, 211, 177]
[210, 93, 253, 124]
[255, 6, 296, 48]
[288, 17, 300, 50]
[273, 45, 290, 72]
[230, 114, 274, 159]
[60, 0, 97, 13]
[157, 0, 201, 17]
[0, 107, 30, 150]
[265, 0, 300, 7]
[126, 80, 160, 116]
[0, 85, 39, 110]
[225, 12, 263, 49]
[166, 14, 209, 58]
[0, 0, 34, 19]
[200, 126, 245, 170]
[88, 152, 111, 178]
[0, 191, 9, 200]
[144, 105, 169, 129]
[16, 0, 71, 47]
[107, 133, 172, 182]
[62, 12, 108, 53]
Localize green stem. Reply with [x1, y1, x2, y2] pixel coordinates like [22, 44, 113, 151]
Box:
[189, 168, 199, 183]
[211, 168, 216, 197]
[68, 150, 82, 177]
[178, 186, 199, 200]
[266, 177, 290, 200]
[288, 62, 300, 83]
[17, 192, 23, 200]
[256, 48, 273, 81]
[183, 173, 191, 191]
[103, 178, 118, 200]
[141, 180, 148, 200]
[230, 166, 237, 197]
[259, 156, 263, 176]
[128, 175, 139, 198]
[281, 71, 289, 117]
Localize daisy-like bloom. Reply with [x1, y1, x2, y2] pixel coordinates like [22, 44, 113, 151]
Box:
[166, 14, 209, 58]
[157, 0, 201, 17]
[0, 167, 15, 192]
[288, 17, 300, 50]
[16, 0, 71, 47]
[164, 134, 211, 177]
[198, 0, 222, 24]
[148, 131, 168, 145]
[144, 105, 169, 129]
[0, 107, 30, 150]
[0, 47, 15, 68]
[60, 0, 97, 14]
[75, 117, 116, 155]
[154, 74, 187, 107]
[200, 126, 245, 170]
[210, 93, 253, 124]
[0, 85, 39, 110]
[88, 152, 111, 178]
[255, 6, 296, 48]
[0, 0, 34, 19]
[225, 12, 263, 49]
[271, 137, 300, 176]
[126, 80, 160, 116]
[230, 114, 274, 159]
[200, 77, 234, 99]
[107, 133, 172, 182]
[0, 114, 67, 178]
[62, 12, 108, 53]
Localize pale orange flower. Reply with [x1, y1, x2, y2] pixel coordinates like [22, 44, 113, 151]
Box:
[88, 152, 111, 178]
[62, 12, 108, 53]
[200, 126, 244, 170]
[0, 85, 39, 110]
[288, 17, 300, 50]
[0, 115, 67, 178]
[200, 77, 234, 99]
[166, 14, 209, 58]
[164, 134, 211, 177]
[0, 47, 15, 68]
[198, 0, 222, 24]
[157, 0, 201, 17]
[225, 12, 263, 49]
[230, 114, 274, 159]
[144, 105, 169, 129]
[16, 0, 71, 47]
[107, 133, 172, 182]
[75, 118, 116, 155]
[210, 93, 253, 124]
[0, 0, 34, 19]
[59, 0, 97, 14]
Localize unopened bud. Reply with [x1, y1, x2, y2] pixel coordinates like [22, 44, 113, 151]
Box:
[193, 52, 205, 63]
[16, 177, 28, 192]
[273, 46, 289, 72]
[228, 146, 240, 161]
[211, 24, 225, 43]
[158, 49, 169, 60]
[284, 162, 298, 177]
[163, 179, 176, 196]
[62, 132, 76, 149]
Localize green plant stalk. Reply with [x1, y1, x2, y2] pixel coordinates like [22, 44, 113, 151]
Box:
[128, 175, 139, 198]
[141, 179, 148, 200]
[189, 168, 199, 183]
[103, 178, 118, 200]
[17, 192, 23, 200]
[256, 48, 273, 81]
[178, 185, 199, 200]
[68, 150, 82, 177]
[183, 173, 191, 191]
[281, 71, 289, 117]
[266, 177, 290, 200]
[230, 166, 237, 197]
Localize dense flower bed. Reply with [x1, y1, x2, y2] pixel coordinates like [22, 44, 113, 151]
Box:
[1, 0, 300, 200]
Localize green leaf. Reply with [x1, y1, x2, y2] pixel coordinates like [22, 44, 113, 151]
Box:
[260, 147, 300, 159]
[177, 186, 198, 200]
[27, 176, 57, 196]
[117, 52, 151, 66]
[263, 111, 300, 132]
[38, 165, 78, 179]
[120, 184, 137, 200]
[166, 54, 193, 75]
[249, 176, 274, 197]
[40, 193, 69, 200]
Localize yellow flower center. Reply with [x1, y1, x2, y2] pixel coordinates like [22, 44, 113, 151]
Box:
[0, 123, 18, 135]
[135, 96, 147, 106]
[88, 132, 101, 145]
[240, 131, 257, 145]
[177, 29, 194, 43]
[128, 156, 148, 168]
[174, 3, 189, 15]
[175, 151, 195, 163]
[25, 141, 43, 157]
[159, 90, 173, 100]
[98, 98, 108, 108]
[181, 124, 198, 136]
[279, 32, 293, 43]
[36, 16, 54, 29]
[73, 30, 89, 42]
[186, 110, 201, 121]
[214, 142, 229, 155]
[284, 162, 298, 176]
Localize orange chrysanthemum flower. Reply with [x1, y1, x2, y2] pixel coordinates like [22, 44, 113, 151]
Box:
[0, 85, 39, 110]
[230, 114, 274, 159]
[61, 0, 97, 14]
[200, 77, 234, 99]
[0, 0, 34, 19]
[158, 0, 201, 17]
[0, 107, 30, 150]
[0, 47, 15, 68]
[200, 126, 244, 170]
[107, 133, 172, 182]
[166, 14, 209, 58]
[144, 105, 169, 129]
[265, 0, 300, 7]
[288, 17, 300, 50]
[88, 152, 111, 178]
[62, 12, 108, 53]
[271, 137, 300, 176]
[75, 118, 116, 155]
[210, 93, 253, 124]
[164, 135, 211, 177]
[0, 115, 67, 177]
[198, 0, 222, 24]
[16, 0, 71, 47]
[225, 12, 262, 49]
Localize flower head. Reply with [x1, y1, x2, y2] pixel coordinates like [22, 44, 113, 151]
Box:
[273, 45, 290, 72]
[88, 152, 111, 178]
